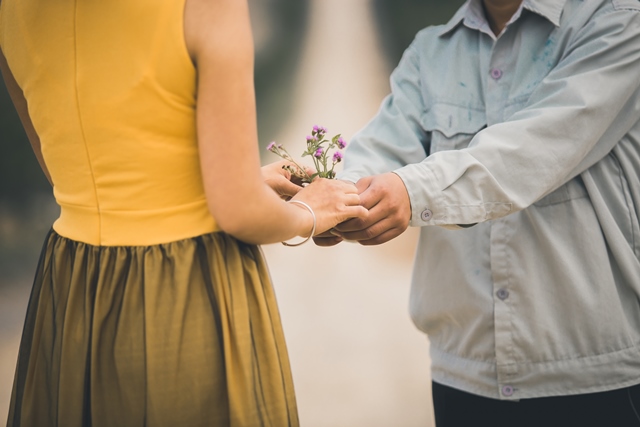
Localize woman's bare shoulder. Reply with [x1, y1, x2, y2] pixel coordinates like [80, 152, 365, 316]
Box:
[184, 0, 253, 64]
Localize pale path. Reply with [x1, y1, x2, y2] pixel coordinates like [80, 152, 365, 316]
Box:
[261, 0, 434, 425]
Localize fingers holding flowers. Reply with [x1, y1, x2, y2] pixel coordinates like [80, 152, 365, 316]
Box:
[266, 125, 363, 238]
[266, 125, 348, 184]
[262, 160, 305, 200]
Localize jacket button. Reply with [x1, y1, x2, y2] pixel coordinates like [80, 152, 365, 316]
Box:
[501, 385, 514, 397]
[421, 209, 433, 222]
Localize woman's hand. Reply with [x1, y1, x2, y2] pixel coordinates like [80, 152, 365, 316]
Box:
[261, 160, 304, 200]
[291, 178, 368, 235]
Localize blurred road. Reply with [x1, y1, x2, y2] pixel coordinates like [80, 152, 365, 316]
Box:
[263, 0, 434, 425]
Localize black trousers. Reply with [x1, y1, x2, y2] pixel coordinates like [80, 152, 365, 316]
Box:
[432, 381, 640, 427]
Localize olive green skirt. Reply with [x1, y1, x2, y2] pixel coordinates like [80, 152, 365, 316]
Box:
[7, 230, 299, 427]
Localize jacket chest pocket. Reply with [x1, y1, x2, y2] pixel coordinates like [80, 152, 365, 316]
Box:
[423, 103, 486, 155]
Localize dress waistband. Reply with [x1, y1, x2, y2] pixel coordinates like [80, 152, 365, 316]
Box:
[53, 198, 219, 246]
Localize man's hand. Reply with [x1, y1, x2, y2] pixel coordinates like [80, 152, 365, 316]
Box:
[312, 230, 345, 246]
[335, 173, 411, 245]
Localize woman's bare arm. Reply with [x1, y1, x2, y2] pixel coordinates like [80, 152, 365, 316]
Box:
[0, 47, 52, 185]
[184, 0, 365, 244]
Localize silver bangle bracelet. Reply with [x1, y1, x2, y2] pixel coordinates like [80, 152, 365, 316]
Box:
[282, 200, 317, 247]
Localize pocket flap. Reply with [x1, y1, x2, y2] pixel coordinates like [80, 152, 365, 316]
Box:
[423, 103, 486, 137]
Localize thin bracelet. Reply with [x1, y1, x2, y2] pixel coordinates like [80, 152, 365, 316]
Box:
[282, 200, 317, 247]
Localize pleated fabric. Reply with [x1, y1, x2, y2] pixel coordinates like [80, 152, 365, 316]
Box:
[7, 230, 299, 427]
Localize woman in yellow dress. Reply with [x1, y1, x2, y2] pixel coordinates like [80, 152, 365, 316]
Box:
[0, 0, 367, 425]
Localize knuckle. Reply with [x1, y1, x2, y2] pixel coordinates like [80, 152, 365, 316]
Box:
[351, 217, 367, 229]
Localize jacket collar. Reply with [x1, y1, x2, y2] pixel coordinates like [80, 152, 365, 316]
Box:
[437, 0, 566, 37]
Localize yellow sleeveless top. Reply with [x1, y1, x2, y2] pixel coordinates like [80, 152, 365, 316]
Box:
[0, 0, 218, 246]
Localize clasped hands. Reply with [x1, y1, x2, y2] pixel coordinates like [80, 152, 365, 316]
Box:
[314, 173, 411, 246]
[262, 160, 411, 246]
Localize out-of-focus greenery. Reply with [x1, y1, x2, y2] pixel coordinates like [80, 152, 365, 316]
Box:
[0, 80, 50, 205]
[373, 0, 466, 69]
[0, 80, 56, 278]
[250, 0, 309, 146]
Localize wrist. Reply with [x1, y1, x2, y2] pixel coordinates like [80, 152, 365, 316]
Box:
[283, 200, 316, 246]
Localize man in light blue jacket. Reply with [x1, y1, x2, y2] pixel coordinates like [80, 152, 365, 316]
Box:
[317, 0, 640, 425]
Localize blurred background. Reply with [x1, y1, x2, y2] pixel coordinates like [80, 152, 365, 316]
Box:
[0, 0, 464, 425]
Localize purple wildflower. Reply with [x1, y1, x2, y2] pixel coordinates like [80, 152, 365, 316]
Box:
[267, 141, 276, 152]
[332, 151, 343, 163]
[314, 147, 324, 158]
[337, 137, 347, 149]
[312, 125, 327, 137]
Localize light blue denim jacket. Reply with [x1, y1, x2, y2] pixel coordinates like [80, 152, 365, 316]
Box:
[340, 0, 640, 400]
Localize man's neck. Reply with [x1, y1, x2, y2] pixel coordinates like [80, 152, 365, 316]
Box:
[482, 0, 523, 36]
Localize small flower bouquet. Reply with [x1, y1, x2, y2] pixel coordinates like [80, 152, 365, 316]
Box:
[267, 125, 347, 184]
